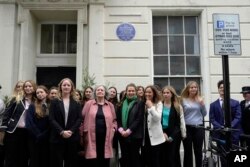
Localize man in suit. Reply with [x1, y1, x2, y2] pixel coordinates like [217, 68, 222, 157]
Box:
[209, 80, 241, 167]
[240, 86, 250, 149]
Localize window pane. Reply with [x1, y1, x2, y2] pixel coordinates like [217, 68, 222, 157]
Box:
[186, 56, 200, 75]
[170, 56, 184, 75]
[169, 78, 184, 95]
[153, 36, 168, 54]
[41, 25, 53, 53]
[169, 36, 184, 54]
[67, 24, 77, 53]
[154, 77, 169, 89]
[185, 36, 199, 54]
[153, 16, 167, 34]
[154, 56, 169, 75]
[54, 25, 66, 53]
[169, 16, 183, 34]
[184, 16, 197, 34]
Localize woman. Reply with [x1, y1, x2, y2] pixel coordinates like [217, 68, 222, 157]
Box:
[48, 86, 59, 100]
[181, 81, 207, 167]
[136, 86, 145, 101]
[3, 80, 37, 167]
[160, 86, 181, 167]
[26, 85, 50, 167]
[82, 86, 93, 107]
[49, 78, 82, 167]
[108, 86, 119, 167]
[141, 85, 165, 167]
[75, 89, 83, 107]
[108, 87, 119, 108]
[117, 83, 144, 167]
[80, 85, 117, 167]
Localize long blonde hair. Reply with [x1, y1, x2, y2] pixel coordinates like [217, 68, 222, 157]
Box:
[11, 80, 24, 103]
[180, 81, 201, 102]
[162, 85, 181, 114]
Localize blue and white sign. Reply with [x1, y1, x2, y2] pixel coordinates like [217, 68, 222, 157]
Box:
[116, 23, 136, 41]
[213, 14, 241, 55]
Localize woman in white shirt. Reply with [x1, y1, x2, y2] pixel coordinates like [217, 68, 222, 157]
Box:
[141, 85, 165, 167]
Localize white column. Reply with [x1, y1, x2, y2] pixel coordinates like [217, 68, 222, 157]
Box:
[76, 8, 87, 89]
[0, 3, 17, 95]
[88, 3, 105, 85]
[18, 6, 37, 81]
[200, 8, 211, 117]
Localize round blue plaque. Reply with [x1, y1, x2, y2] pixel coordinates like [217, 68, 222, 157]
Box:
[116, 23, 136, 41]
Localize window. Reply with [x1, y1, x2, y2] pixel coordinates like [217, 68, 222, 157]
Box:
[41, 24, 77, 54]
[153, 16, 201, 94]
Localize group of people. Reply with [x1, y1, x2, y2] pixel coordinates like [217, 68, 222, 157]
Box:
[0, 78, 249, 167]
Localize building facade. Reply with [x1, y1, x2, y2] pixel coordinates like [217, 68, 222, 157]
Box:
[0, 0, 250, 104]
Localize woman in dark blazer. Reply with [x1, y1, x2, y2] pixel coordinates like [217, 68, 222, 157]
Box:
[26, 85, 50, 167]
[3, 80, 37, 167]
[117, 83, 144, 167]
[160, 86, 181, 167]
[49, 78, 82, 167]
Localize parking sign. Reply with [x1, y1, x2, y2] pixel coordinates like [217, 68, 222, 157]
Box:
[213, 14, 241, 55]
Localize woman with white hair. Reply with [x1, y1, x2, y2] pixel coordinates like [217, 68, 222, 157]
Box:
[80, 85, 117, 167]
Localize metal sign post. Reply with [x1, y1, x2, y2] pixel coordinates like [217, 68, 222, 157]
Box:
[213, 13, 241, 149]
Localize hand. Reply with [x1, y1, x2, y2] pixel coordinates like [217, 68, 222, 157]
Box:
[146, 100, 153, 108]
[197, 97, 205, 106]
[163, 133, 168, 141]
[62, 130, 72, 138]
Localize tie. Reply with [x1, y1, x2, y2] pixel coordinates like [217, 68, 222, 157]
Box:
[221, 99, 225, 124]
[221, 99, 224, 110]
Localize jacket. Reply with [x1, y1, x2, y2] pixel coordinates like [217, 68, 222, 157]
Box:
[146, 101, 165, 146]
[81, 99, 117, 159]
[2, 98, 26, 133]
[240, 100, 250, 134]
[117, 99, 144, 140]
[209, 98, 241, 143]
[162, 104, 181, 140]
[49, 98, 82, 143]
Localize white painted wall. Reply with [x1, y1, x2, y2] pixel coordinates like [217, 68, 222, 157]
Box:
[0, 0, 250, 104]
[0, 3, 17, 97]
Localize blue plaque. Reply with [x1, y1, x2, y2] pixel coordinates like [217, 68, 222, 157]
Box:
[116, 23, 136, 41]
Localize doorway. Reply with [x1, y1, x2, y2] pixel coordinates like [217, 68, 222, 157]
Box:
[36, 67, 76, 89]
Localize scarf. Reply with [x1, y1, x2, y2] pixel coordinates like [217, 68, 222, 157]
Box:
[122, 96, 137, 129]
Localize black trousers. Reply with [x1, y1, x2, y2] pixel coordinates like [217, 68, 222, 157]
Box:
[0, 145, 4, 167]
[85, 130, 109, 167]
[174, 134, 182, 167]
[50, 141, 78, 167]
[141, 132, 161, 167]
[4, 128, 29, 167]
[183, 125, 204, 167]
[119, 137, 142, 167]
[28, 138, 49, 167]
[160, 140, 179, 167]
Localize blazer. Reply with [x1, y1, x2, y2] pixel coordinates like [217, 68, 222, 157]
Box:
[161, 104, 181, 141]
[209, 98, 241, 143]
[146, 101, 165, 146]
[49, 97, 82, 143]
[2, 98, 26, 133]
[117, 99, 144, 140]
[81, 99, 117, 159]
[26, 104, 50, 141]
[240, 100, 250, 134]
